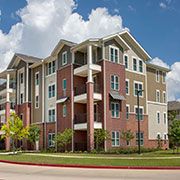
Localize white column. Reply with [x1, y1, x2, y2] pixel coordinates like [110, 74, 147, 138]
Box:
[72, 51, 75, 64]
[87, 45, 93, 83]
[6, 73, 10, 102]
[42, 63, 45, 123]
[26, 63, 29, 102]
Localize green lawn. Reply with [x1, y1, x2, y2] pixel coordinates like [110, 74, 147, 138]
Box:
[0, 152, 180, 167]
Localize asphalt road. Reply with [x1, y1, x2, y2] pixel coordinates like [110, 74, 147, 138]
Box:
[0, 162, 180, 180]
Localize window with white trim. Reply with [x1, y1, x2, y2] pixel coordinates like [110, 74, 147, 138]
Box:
[163, 91, 166, 103]
[48, 109, 55, 122]
[111, 75, 119, 91]
[163, 112, 167, 124]
[156, 90, 160, 102]
[20, 93, 24, 104]
[126, 105, 129, 120]
[63, 104, 67, 117]
[162, 72, 166, 83]
[62, 79, 67, 96]
[48, 133, 55, 147]
[136, 132, 144, 146]
[133, 58, 137, 71]
[157, 112, 160, 124]
[48, 61, 56, 75]
[112, 131, 120, 147]
[135, 107, 143, 120]
[20, 72, 24, 84]
[126, 79, 129, 95]
[35, 72, 39, 86]
[35, 95, 39, 108]
[157, 133, 161, 140]
[134, 82, 143, 97]
[109, 46, 119, 63]
[139, 60, 143, 73]
[111, 102, 120, 118]
[48, 84, 55, 98]
[124, 55, 128, 69]
[156, 70, 160, 82]
[62, 51, 68, 65]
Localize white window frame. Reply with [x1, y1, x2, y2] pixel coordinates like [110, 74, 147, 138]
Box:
[48, 133, 55, 147]
[48, 108, 56, 122]
[112, 131, 120, 147]
[47, 60, 56, 75]
[134, 81, 143, 97]
[126, 79, 129, 95]
[126, 104, 130, 120]
[63, 104, 67, 117]
[48, 84, 55, 99]
[134, 106, 144, 121]
[156, 70, 160, 82]
[139, 60, 143, 73]
[163, 91, 166, 103]
[20, 93, 24, 104]
[123, 54, 129, 69]
[162, 72, 166, 84]
[133, 57, 137, 71]
[20, 72, 24, 84]
[156, 90, 160, 103]
[62, 51, 68, 66]
[111, 75, 119, 91]
[163, 112, 167, 124]
[35, 72, 39, 86]
[111, 102, 120, 118]
[109, 45, 119, 63]
[157, 111, 160, 124]
[35, 95, 39, 109]
[136, 132, 144, 146]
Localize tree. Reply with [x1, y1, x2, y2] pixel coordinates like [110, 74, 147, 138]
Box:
[56, 128, 73, 152]
[1, 112, 29, 153]
[28, 125, 40, 151]
[120, 130, 134, 146]
[168, 119, 180, 153]
[94, 129, 110, 151]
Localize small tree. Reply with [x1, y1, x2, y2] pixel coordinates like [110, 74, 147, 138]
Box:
[56, 128, 73, 152]
[168, 119, 180, 153]
[1, 112, 29, 153]
[121, 130, 134, 146]
[94, 129, 110, 151]
[28, 125, 40, 151]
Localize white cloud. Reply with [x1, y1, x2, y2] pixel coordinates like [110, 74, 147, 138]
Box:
[114, 8, 119, 14]
[151, 57, 180, 101]
[159, 2, 167, 9]
[0, 0, 126, 72]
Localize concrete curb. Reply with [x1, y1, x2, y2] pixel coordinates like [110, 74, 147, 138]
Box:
[0, 160, 180, 170]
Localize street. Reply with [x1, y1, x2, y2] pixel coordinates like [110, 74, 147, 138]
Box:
[0, 162, 180, 180]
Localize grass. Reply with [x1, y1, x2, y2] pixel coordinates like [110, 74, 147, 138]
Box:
[0, 151, 180, 167]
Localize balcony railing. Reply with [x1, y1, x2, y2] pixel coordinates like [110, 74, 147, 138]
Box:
[74, 83, 101, 96]
[0, 82, 16, 91]
[74, 113, 102, 124]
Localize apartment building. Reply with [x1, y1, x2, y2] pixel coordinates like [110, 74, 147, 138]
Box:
[0, 30, 170, 151]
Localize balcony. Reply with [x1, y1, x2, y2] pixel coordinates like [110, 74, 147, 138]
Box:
[74, 84, 102, 103]
[74, 113, 102, 130]
[74, 64, 101, 77]
[0, 82, 16, 96]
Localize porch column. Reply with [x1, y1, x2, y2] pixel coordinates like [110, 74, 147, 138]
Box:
[87, 44, 94, 151]
[5, 73, 10, 151]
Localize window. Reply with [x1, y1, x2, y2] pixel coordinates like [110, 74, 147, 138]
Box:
[136, 132, 144, 146]
[112, 131, 120, 147]
[109, 46, 119, 63]
[139, 60, 143, 73]
[164, 112, 167, 124]
[20, 72, 23, 84]
[134, 82, 143, 97]
[48, 109, 55, 122]
[157, 112, 160, 124]
[111, 102, 120, 118]
[48, 84, 55, 98]
[20, 93, 23, 104]
[156, 90, 160, 102]
[63, 104, 67, 117]
[162, 72, 166, 83]
[135, 107, 143, 120]
[62, 79, 67, 90]
[157, 133, 161, 140]
[133, 58, 137, 71]
[35, 95, 39, 108]
[126, 105, 129, 120]
[35, 72, 39, 86]
[126, 80, 129, 95]
[111, 75, 119, 91]
[156, 70, 160, 82]
[48, 133, 55, 147]
[62, 51, 68, 65]
[163, 91, 166, 103]
[164, 134, 167, 144]
[48, 61, 56, 75]
[124, 55, 128, 69]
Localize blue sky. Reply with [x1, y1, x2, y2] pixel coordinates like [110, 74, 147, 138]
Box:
[0, 0, 180, 66]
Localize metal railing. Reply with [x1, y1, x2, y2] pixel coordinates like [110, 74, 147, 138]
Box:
[74, 113, 102, 124]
